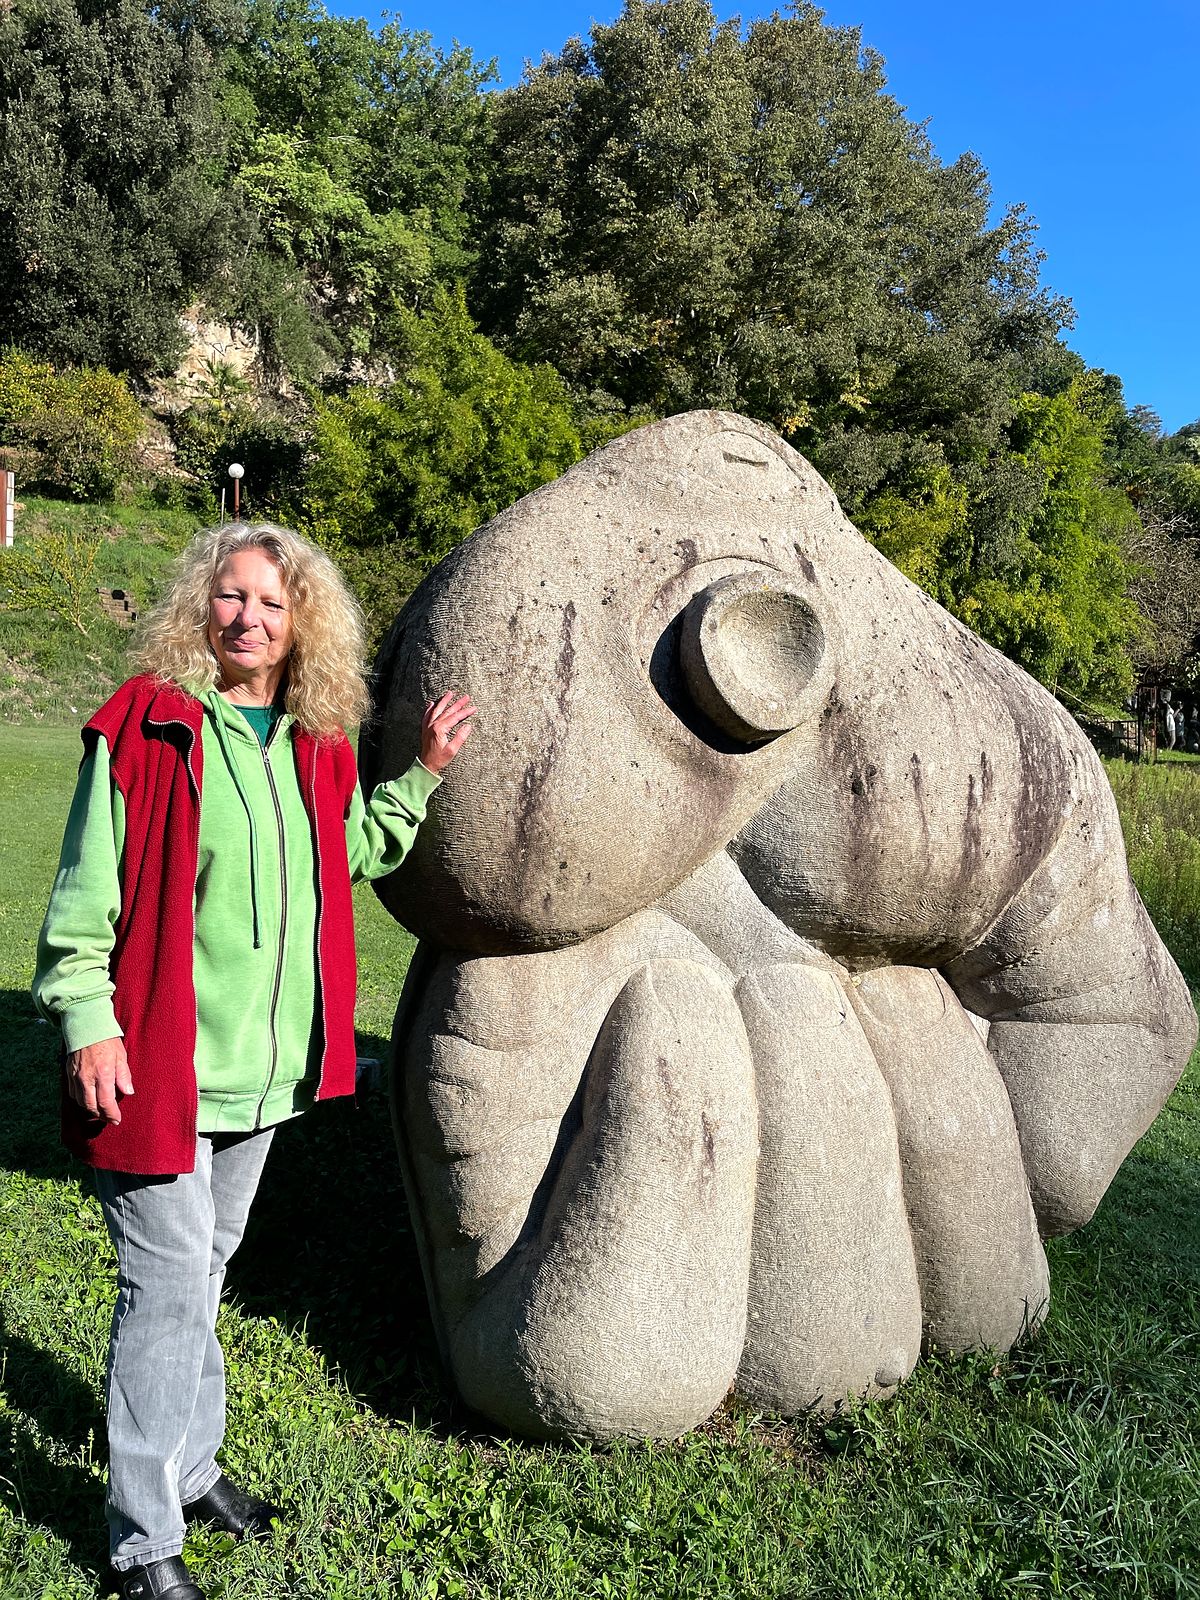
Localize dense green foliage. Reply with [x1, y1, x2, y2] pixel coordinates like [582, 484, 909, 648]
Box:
[307, 293, 581, 558]
[0, 0, 490, 381]
[293, 288, 594, 631]
[0, 0, 1196, 695]
[1102, 397, 1200, 680]
[2, 729, 1199, 1597]
[476, 1, 1061, 468]
[859, 376, 1145, 697]
[218, 0, 493, 377]
[0, 0, 237, 373]
[0, 350, 145, 499]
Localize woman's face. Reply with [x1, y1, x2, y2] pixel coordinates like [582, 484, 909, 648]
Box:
[207, 547, 294, 693]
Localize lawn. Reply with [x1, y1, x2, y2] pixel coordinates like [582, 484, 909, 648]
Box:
[1, 728, 1198, 1599]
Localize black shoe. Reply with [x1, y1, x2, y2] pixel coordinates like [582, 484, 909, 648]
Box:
[108, 1555, 204, 1599]
[183, 1471, 282, 1539]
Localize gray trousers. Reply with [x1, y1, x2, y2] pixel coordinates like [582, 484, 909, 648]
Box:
[94, 1129, 275, 1570]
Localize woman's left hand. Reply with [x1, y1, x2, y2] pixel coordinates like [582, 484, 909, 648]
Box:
[421, 692, 477, 776]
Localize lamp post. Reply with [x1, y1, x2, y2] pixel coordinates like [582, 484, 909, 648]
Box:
[228, 461, 245, 521]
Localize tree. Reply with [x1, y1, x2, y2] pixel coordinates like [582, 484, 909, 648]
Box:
[474, 0, 1067, 514]
[0, 0, 240, 374]
[1123, 499, 1200, 681]
[955, 384, 1141, 699]
[472, 1, 1172, 699]
[217, 0, 494, 376]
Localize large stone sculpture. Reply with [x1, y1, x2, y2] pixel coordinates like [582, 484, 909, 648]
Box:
[362, 411, 1197, 1440]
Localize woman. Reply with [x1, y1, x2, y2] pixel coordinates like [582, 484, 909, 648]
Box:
[33, 521, 474, 1600]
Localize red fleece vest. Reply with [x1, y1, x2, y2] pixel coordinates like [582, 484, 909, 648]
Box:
[63, 675, 360, 1175]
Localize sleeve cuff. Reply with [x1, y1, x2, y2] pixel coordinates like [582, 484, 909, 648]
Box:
[409, 759, 443, 798]
[60, 997, 123, 1053]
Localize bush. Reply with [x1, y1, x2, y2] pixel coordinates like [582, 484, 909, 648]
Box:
[148, 471, 218, 520]
[0, 348, 144, 499]
[1105, 758, 1200, 963]
[0, 347, 49, 423]
[0, 524, 102, 634]
[302, 287, 585, 567]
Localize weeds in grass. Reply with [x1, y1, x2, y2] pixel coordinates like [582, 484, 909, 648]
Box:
[0, 525, 103, 636]
[1105, 758, 1200, 982]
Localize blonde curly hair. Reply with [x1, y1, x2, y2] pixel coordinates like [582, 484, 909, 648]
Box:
[132, 522, 371, 736]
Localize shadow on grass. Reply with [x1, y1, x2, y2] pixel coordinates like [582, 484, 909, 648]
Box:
[224, 1028, 461, 1436]
[0, 1319, 110, 1580]
[0, 987, 74, 1183]
[1099, 1143, 1200, 1271]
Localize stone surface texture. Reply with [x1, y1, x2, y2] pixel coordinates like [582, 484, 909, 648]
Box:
[362, 411, 1197, 1440]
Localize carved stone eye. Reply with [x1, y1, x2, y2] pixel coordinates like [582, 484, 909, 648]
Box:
[680, 573, 826, 743]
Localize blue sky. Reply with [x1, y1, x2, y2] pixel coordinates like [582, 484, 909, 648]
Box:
[333, 1, 1198, 433]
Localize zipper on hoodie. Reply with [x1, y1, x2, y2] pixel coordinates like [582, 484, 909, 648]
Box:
[254, 715, 288, 1130]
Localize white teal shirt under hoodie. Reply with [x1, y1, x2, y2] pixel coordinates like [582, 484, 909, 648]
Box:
[34, 688, 440, 1134]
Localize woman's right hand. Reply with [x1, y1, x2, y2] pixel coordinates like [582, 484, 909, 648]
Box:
[66, 1037, 133, 1125]
[421, 692, 477, 776]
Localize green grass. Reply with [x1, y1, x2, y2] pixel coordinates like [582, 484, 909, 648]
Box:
[0, 494, 200, 724]
[1, 733, 1199, 1598]
[1106, 759, 1200, 969]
